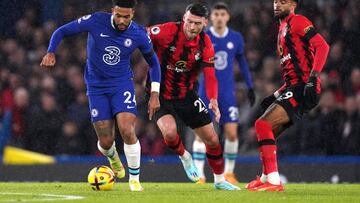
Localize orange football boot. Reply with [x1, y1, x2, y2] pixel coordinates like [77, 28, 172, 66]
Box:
[249, 181, 284, 192]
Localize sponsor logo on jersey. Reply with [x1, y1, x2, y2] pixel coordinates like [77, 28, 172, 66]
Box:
[214, 51, 228, 70]
[103, 46, 121, 65]
[167, 60, 189, 73]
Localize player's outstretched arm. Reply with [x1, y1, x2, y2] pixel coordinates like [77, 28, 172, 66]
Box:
[41, 14, 93, 68]
[236, 53, 256, 106]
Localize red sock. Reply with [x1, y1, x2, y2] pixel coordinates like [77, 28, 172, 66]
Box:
[255, 119, 278, 174]
[164, 134, 185, 156]
[260, 155, 268, 175]
[205, 144, 224, 175]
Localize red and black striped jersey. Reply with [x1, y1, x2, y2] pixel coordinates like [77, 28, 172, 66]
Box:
[277, 13, 319, 87]
[147, 22, 215, 100]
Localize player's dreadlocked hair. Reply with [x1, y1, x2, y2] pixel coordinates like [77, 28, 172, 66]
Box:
[185, 3, 209, 18]
[112, 0, 137, 8]
[211, 2, 230, 14]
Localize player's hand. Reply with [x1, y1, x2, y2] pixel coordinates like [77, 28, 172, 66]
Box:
[303, 76, 320, 111]
[40, 52, 56, 67]
[148, 92, 160, 120]
[260, 94, 276, 113]
[248, 88, 256, 107]
[209, 99, 221, 123]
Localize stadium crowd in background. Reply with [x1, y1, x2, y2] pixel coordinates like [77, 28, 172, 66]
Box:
[0, 0, 359, 156]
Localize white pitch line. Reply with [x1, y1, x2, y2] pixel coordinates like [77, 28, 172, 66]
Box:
[0, 192, 84, 202]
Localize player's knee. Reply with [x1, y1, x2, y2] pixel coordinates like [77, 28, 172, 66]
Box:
[255, 119, 271, 129]
[99, 136, 114, 149]
[161, 125, 177, 141]
[203, 134, 220, 148]
[255, 119, 274, 140]
[119, 125, 135, 138]
[225, 130, 238, 141]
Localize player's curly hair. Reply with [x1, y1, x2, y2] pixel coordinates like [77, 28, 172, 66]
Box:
[112, 0, 137, 8]
[185, 3, 209, 18]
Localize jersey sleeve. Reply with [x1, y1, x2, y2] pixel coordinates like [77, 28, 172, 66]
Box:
[292, 15, 318, 42]
[292, 15, 329, 73]
[137, 27, 153, 54]
[201, 34, 215, 69]
[235, 33, 254, 89]
[202, 34, 218, 100]
[138, 27, 161, 84]
[47, 13, 95, 53]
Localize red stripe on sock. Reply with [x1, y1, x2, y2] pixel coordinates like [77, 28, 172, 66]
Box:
[164, 134, 185, 156]
[205, 144, 224, 175]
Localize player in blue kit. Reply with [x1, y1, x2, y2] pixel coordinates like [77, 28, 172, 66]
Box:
[40, 0, 161, 191]
[193, 2, 255, 184]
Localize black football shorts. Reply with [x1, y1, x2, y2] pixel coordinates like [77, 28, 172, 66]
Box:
[152, 91, 212, 129]
[274, 85, 319, 124]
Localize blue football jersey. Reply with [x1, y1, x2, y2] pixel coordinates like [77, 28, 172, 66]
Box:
[198, 27, 254, 124]
[48, 12, 154, 94]
[202, 26, 253, 96]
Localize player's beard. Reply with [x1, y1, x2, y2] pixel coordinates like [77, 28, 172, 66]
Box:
[113, 20, 129, 32]
[275, 10, 290, 20]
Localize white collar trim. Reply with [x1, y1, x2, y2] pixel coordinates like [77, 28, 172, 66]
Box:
[210, 26, 229, 38]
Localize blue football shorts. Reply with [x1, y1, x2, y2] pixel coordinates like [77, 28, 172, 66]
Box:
[87, 82, 137, 122]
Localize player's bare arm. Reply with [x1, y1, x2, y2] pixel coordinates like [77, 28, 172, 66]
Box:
[148, 91, 160, 120]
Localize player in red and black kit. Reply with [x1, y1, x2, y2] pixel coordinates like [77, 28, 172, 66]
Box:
[245, 0, 329, 192]
[146, 3, 239, 190]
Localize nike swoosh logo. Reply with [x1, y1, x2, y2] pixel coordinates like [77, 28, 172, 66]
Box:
[100, 33, 110, 37]
[127, 105, 136, 109]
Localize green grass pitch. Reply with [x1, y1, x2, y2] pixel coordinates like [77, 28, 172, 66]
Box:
[0, 182, 359, 203]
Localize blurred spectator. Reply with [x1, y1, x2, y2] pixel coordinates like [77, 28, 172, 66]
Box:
[24, 92, 63, 155]
[338, 96, 360, 155]
[140, 123, 165, 156]
[56, 121, 87, 155]
[9, 87, 31, 147]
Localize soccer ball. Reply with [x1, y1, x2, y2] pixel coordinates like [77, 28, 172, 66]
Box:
[88, 165, 115, 191]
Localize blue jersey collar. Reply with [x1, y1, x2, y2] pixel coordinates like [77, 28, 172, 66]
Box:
[210, 26, 229, 38]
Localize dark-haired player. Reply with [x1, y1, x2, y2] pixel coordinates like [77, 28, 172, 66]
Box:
[40, 0, 161, 191]
[147, 3, 239, 190]
[193, 2, 255, 184]
[246, 0, 329, 191]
